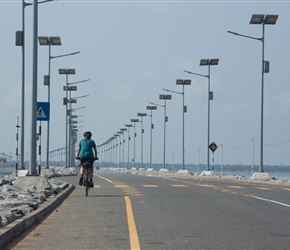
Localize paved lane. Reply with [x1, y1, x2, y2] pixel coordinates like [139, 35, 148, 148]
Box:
[6, 170, 290, 249]
[106, 171, 290, 249]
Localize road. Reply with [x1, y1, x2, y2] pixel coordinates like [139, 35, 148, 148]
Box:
[5, 169, 290, 249]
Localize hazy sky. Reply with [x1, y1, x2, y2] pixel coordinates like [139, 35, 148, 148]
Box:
[1, 0, 290, 167]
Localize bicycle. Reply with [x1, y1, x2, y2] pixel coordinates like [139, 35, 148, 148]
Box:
[76, 158, 97, 197]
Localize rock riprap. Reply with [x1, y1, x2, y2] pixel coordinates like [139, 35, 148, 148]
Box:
[0, 167, 76, 228]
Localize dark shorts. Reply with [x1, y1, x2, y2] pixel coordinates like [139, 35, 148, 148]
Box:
[80, 158, 94, 168]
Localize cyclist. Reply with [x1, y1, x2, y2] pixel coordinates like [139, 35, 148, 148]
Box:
[76, 131, 98, 187]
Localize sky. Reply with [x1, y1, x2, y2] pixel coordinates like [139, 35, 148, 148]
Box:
[1, 0, 290, 168]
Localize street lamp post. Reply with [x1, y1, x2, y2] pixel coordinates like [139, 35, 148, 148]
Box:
[125, 124, 133, 169]
[164, 79, 191, 170]
[117, 132, 123, 167]
[38, 36, 80, 168]
[68, 96, 88, 167]
[159, 95, 171, 169]
[38, 36, 61, 169]
[228, 14, 278, 172]
[113, 134, 119, 167]
[130, 119, 139, 168]
[66, 79, 90, 167]
[16, 0, 54, 171]
[149, 94, 172, 169]
[28, 0, 39, 175]
[108, 139, 112, 167]
[120, 128, 127, 168]
[58, 68, 75, 167]
[137, 113, 147, 169]
[68, 95, 86, 164]
[184, 59, 219, 171]
[109, 137, 114, 167]
[146, 106, 157, 169]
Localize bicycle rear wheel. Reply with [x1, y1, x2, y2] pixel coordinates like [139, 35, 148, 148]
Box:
[85, 168, 89, 197]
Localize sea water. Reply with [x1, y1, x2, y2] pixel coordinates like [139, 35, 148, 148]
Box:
[173, 164, 290, 181]
[1, 164, 290, 181]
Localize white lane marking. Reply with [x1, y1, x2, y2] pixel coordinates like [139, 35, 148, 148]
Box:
[252, 196, 290, 208]
[95, 175, 113, 183]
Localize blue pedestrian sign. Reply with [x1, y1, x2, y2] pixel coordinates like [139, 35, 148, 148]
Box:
[36, 102, 50, 121]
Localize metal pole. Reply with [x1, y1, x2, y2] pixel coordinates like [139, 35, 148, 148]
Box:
[68, 89, 72, 167]
[46, 43, 51, 168]
[182, 85, 185, 170]
[38, 121, 41, 174]
[141, 117, 143, 168]
[20, 0, 26, 170]
[119, 137, 121, 167]
[163, 100, 166, 169]
[207, 65, 211, 171]
[127, 128, 130, 168]
[111, 140, 114, 167]
[16, 117, 20, 175]
[65, 74, 68, 167]
[260, 23, 265, 173]
[133, 124, 136, 168]
[252, 137, 254, 174]
[221, 143, 223, 176]
[122, 134, 124, 168]
[197, 147, 200, 174]
[29, 0, 38, 175]
[115, 137, 119, 166]
[150, 110, 153, 169]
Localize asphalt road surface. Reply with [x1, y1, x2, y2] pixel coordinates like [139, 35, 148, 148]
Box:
[6, 169, 290, 249]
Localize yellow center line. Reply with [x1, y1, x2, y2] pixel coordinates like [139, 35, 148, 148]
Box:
[255, 187, 273, 190]
[170, 184, 187, 187]
[124, 196, 140, 250]
[142, 185, 158, 187]
[115, 185, 130, 188]
[125, 191, 140, 195]
[227, 186, 244, 189]
[221, 189, 231, 192]
[196, 184, 216, 188]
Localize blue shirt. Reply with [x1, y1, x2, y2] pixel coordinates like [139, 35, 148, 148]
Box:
[79, 139, 96, 159]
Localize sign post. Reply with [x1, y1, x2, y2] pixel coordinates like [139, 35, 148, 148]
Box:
[209, 141, 218, 173]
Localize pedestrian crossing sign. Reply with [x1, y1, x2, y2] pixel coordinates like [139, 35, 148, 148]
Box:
[36, 102, 50, 121]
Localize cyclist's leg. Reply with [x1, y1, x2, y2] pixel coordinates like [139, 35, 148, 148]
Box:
[79, 159, 85, 185]
[89, 159, 94, 187]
